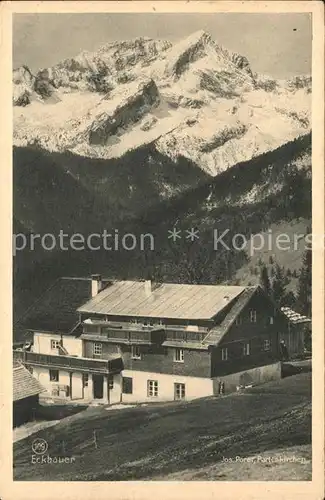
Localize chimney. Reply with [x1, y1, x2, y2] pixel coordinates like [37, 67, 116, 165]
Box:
[144, 279, 152, 297]
[91, 274, 103, 297]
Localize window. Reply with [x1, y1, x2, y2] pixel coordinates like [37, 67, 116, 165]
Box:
[82, 374, 89, 387]
[131, 345, 141, 360]
[174, 348, 184, 362]
[49, 369, 59, 382]
[147, 380, 158, 397]
[250, 310, 257, 323]
[93, 342, 102, 356]
[263, 339, 271, 351]
[243, 343, 250, 356]
[269, 316, 274, 325]
[51, 339, 60, 350]
[174, 383, 185, 400]
[221, 347, 228, 361]
[108, 375, 114, 390]
[235, 316, 242, 326]
[122, 377, 133, 394]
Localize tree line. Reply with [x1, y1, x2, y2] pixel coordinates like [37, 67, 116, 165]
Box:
[259, 247, 311, 317]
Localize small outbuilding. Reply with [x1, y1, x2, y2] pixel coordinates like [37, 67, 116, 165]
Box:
[280, 307, 311, 358]
[13, 361, 45, 427]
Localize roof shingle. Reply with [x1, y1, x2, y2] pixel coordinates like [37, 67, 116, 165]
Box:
[13, 363, 45, 402]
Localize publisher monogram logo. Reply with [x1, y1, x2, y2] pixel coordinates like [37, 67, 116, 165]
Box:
[30, 438, 76, 465]
[31, 438, 48, 455]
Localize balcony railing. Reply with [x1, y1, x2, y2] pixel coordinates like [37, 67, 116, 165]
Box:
[81, 328, 166, 345]
[13, 350, 123, 374]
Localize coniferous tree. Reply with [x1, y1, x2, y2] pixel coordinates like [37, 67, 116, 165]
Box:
[272, 264, 287, 306]
[283, 290, 297, 308]
[297, 247, 312, 317]
[260, 265, 271, 296]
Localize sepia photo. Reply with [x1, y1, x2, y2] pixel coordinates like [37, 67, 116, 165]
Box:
[0, 1, 324, 499]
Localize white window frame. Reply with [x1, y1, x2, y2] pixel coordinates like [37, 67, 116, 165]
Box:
[93, 342, 102, 356]
[250, 310, 257, 323]
[131, 345, 141, 360]
[147, 380, 158, 397]
[263, 339, 271, 351]
[174, 348, 184, 363]
[221, 347, 228, 361]
[51, 339, 60, 350]
[243, 343, 250, 356]
[174, 382, 186, 400]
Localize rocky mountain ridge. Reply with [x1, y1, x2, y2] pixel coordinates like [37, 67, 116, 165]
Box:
[14, 30, 311, 177]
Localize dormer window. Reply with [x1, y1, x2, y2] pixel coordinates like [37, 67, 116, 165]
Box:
[250, 310, 257, 323]
[51, 339, 60, 351]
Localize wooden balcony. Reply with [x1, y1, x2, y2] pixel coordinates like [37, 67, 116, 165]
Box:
[81, 326, 166, 345]
[13, 350, 123, 374]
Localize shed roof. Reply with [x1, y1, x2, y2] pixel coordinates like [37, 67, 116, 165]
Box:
[281, 306, 311, 324]
[13, 363, 45, 402]
[78, 281, 246, 320]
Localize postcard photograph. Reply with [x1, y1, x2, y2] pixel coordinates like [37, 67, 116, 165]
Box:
[4, 3, 323, 491]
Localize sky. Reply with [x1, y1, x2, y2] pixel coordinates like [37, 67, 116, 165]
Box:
[13, 13, 312, 78]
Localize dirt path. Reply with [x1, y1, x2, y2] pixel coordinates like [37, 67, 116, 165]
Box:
[13, 420, 60, 443]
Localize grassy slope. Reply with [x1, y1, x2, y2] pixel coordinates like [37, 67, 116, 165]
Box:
[13, 372, 311, 481]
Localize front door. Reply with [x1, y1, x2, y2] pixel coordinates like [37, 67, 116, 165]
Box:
[93, 375, 104, 399]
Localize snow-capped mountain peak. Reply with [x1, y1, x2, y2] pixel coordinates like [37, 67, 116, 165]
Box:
[13, 31, 310, 176]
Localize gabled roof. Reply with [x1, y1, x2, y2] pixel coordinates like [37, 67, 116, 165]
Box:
[78, 281, 246, 320]
[202, 286, 258, 346]
[13, 363, 45, 402]
[14, 277, 96, 339]
[281, 306, 311, 324]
